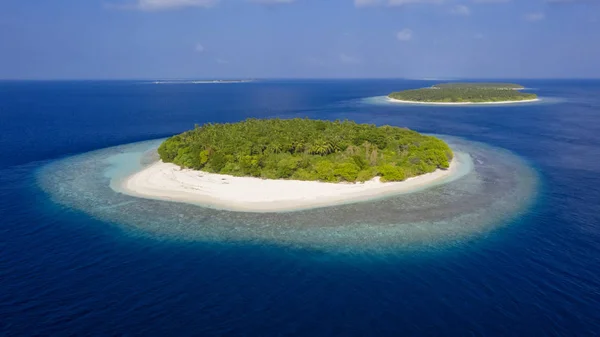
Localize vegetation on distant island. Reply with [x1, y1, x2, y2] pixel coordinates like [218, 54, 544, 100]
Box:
[158, 119, 453, 183]
[432, 83, 524, 89]
[389, 82, 536, 103]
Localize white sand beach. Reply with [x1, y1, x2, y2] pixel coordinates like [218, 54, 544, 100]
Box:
[119, 158, 460, 212]
[388, 97, 540, 105]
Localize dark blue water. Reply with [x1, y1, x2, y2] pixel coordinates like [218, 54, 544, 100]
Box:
[1, 80, 600, 335]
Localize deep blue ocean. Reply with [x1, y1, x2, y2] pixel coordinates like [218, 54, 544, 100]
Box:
[1, 79, 600, 336]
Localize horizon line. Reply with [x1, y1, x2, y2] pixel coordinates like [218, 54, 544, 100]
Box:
[1, 77, 600, 81]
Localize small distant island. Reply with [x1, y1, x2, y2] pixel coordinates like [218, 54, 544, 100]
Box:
[388, 82, 538, 104]
[152, 79, 253, 84]
[119, 119, 460, 212]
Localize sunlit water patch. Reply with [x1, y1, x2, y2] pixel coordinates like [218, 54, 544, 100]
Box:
[37, 137, 537, 252]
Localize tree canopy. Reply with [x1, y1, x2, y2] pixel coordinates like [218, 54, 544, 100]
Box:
[389, 82, 537, 103]
[432, 83, 524, 89]
[158, 118, 453, 183]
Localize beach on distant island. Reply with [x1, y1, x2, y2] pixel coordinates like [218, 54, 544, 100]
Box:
[118, 155, 464, 212]
[387, 97, 540, 105]
[387, 82, 538, 105]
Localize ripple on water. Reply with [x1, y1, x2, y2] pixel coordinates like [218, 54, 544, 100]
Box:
[37, 136, 538, 252]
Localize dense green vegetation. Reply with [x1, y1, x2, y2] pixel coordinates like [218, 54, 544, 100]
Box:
[158, 118, 453, 183]
[432, 83, 524, 89]
[389, 82, 536, 103]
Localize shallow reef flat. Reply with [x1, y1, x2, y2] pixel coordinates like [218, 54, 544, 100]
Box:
[37, 136, 538, 252]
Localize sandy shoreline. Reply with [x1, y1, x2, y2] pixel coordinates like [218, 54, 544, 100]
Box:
[387, 97, 540, 105]
[118, 156, 462, 212]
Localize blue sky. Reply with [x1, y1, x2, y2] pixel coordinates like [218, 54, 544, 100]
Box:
[0, 0, 598, 79]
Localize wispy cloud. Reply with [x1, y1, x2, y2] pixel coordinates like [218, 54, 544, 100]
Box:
[195, 43, 205, 53]
[355, 0, 443, 7]
[396, 28, 414, 41]
[450, 4, 471, 15]
[524, 12, 545, 21]
[110, 0, 294, 10]
[109, 0, 219, 11]
[547, 0, 596, 3]
[248, 0, 295, 4]
[471, 0, 510, 3]
[215, 58, 228, 64]
[388, 0, 444, 5]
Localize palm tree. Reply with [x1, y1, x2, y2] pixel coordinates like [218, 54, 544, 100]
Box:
[309, 140, 333, 156]
[267, 143, 283, 154]
[293, 141, 306, 154]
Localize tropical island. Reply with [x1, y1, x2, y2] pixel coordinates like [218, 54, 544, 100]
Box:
[121, 119, 462, 212]
[152, 79, 254, 84]
[158, 118, 452, 182]
[388, 82, 538, 104]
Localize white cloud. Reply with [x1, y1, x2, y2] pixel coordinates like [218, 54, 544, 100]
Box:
[396, 28, 413, 41]
[524, 12, 545, 21]
[355, 0, 443, 7]
[474, 33, 485, 39]
[195, 43, 205, 53]
[547, 0, 595, 3]
[111, 0, 295, 10]
[248, 0, 294, 4]
[451, 4, 470, 15]
[110, 0, 219, 10]
[471, 0, 510, 3]
[340, 53, 361, 65]
[215, 58, 228, 64]
[388, 0, 444, 6]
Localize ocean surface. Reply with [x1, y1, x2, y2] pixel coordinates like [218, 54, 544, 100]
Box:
[1, 79, 600, 335]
